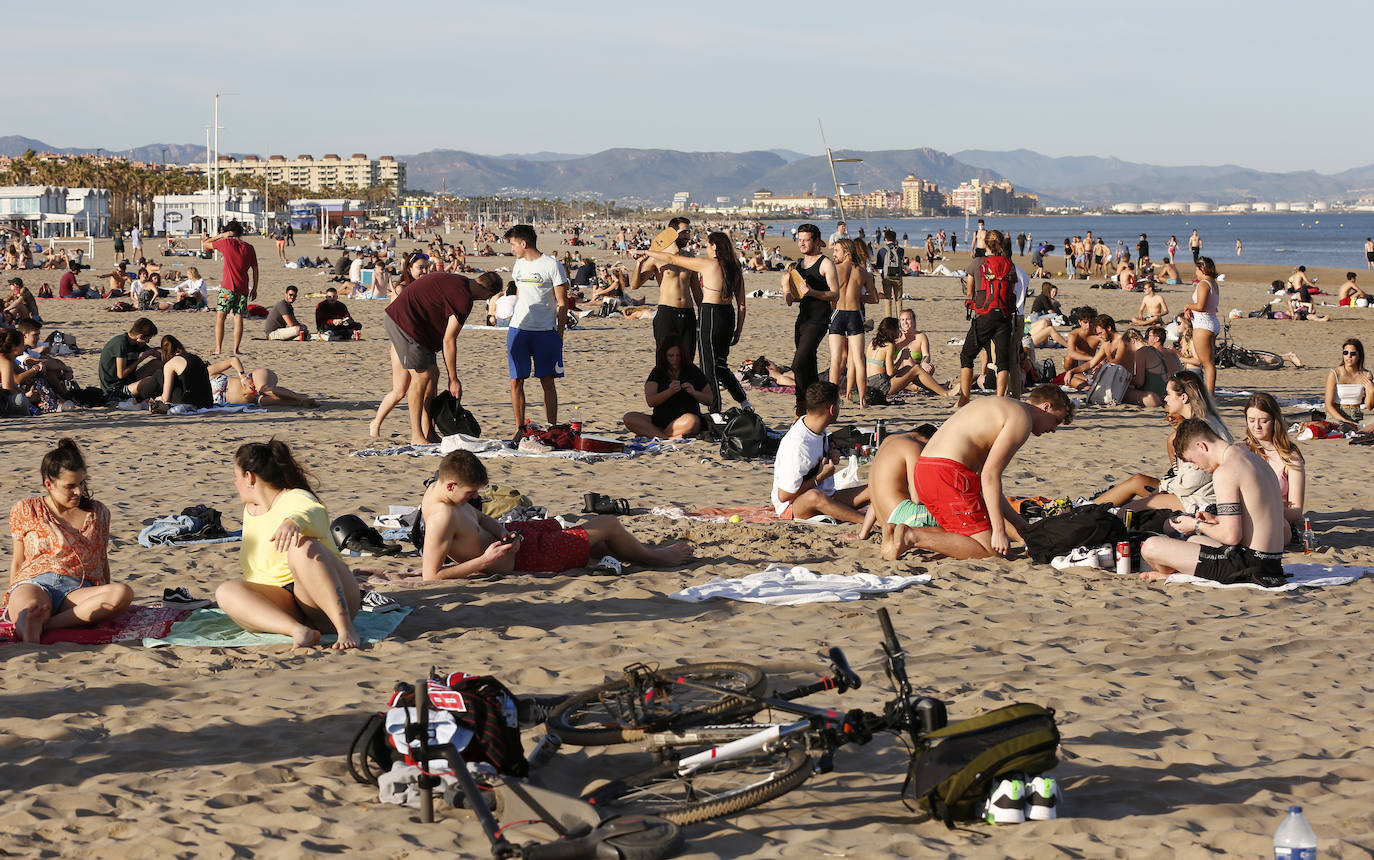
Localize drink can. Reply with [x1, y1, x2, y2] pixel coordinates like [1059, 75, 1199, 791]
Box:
[570, 422, 582, 435]
[1116, 540, 1131, 576]
[527, 733, 562, 768]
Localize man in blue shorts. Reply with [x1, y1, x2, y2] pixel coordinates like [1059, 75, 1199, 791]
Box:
[504, 224, 569, 440]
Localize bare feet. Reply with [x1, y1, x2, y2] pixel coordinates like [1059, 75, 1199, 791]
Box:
[15, 608, 44, 643]
[1138, 569, 1171, 581]
[646, 541, 694, 567]
[409, 437, 431, 446]
[332, 625, 361, 651]
[367, 419, 382, 438]
[291, 625, 322, 648]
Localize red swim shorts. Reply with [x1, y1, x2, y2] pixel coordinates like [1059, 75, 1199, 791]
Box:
[1339, 297, 1352, 307]
[507, 519, 591, 572]
[912, 456, 991, 537]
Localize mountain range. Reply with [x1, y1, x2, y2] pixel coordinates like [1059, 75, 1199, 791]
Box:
[5, 135, 1371, 207]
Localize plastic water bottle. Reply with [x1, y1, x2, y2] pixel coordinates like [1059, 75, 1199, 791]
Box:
[1273, 805, 1317, 860]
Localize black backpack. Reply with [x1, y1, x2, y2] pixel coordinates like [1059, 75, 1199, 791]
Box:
[429, 391, 481, 438]
[719, 408, 770, 460]
[906, 703, 1061, 827]
[1022, 504, 1127, 564]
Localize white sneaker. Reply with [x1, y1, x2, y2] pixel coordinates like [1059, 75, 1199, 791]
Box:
[1051, 546, 1101, 570]
[1027, 775, 1062, 820]
[984, 777, 1027, 824]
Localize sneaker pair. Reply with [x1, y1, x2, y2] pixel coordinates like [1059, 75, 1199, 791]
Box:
[984, 775, 1062, 824]
[360, 590, 403, 613]
[161, 587, 212, 610]
[1051, 544, 1113, 571]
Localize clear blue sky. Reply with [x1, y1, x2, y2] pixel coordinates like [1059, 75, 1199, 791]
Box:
[4, 0, 1365, 173]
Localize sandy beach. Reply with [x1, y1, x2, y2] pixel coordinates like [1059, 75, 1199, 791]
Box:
[2, 231, 1372, 858]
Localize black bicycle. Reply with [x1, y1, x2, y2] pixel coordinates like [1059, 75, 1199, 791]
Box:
[543, 608, 946, 824]
[1216, 320, 1284, 370]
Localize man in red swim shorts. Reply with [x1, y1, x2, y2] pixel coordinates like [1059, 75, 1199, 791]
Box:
[907, 385, 1074, 559]
[419, 451, 693, 579]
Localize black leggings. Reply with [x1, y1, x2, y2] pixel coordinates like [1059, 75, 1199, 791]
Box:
[698, 303, 746, 413]
[653, 305, 697, 365]
[792, 316, 829, 412]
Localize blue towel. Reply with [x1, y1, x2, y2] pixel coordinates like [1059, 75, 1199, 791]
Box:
[143, 606, 412, 648]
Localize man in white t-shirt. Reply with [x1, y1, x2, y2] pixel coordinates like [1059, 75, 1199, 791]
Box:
[504, 224, 569, 439]
[828, 221, 849, 246]
[770, 381, 869, 523]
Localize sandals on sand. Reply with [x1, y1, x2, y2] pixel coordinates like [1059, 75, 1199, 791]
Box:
[583, 493, 630, 515]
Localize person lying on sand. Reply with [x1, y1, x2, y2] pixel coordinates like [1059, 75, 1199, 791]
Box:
[1138, 418, 1287, 585]
[898, 385, 1072, 559]
[420, 451, 692, 580]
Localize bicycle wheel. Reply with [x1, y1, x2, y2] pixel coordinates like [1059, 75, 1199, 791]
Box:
[547, 663, 767, 746]
[1234, 349, 1284, 371]
[585, 743, 813, 825]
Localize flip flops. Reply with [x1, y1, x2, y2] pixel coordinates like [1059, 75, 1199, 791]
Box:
[583, 493, 630, 515]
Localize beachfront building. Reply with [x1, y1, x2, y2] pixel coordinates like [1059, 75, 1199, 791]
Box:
[153, 190, 265, 235]
[670, 191, 691, 211]
[0, 185, 85, 237]
[182, 153, 406, 194]
[750, 189, 834, 214]
[901, 175, 944, 215]
[286, 198, 366, 234]
[65, 188, 111, 237]
[948, 178, 1038, 215]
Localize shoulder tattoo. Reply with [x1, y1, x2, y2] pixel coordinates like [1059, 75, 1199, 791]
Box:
[1215, 502, 1242, 516]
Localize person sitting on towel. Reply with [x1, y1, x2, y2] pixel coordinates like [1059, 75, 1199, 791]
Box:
[770, 381, 869, 525]
[419, 451, 692, 579]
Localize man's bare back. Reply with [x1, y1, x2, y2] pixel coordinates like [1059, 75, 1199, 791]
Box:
[922, 397, 1031, 474]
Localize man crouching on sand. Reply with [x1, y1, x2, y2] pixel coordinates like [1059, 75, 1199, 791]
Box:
[901, 386, 1073, 559]
[420, 451, 693, 579]
[1137, 418, 1287, 585]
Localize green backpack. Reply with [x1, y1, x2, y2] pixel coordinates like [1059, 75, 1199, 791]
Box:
[906, 703, 1061, 827]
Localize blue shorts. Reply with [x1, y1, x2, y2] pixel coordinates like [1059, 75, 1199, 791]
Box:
[507, 328, 565, 380]
[4, 572, 87, 619]
[829, 309, 865, 337]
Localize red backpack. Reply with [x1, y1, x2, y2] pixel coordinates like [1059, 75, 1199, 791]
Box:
[969, 256, 1016, 316]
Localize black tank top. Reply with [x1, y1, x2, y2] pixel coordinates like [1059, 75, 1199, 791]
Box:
[171, 353, 213, 409]
[795, 256, 831, 325]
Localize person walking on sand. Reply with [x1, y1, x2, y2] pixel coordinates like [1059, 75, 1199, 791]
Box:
[371, 269, 501, 444]
[204, 220, 259, 356]
[505, 225, 569, 438]
[1189, 229, 1202, 266]
[781, 224, 841, 416]
[631, 217, 700, 364]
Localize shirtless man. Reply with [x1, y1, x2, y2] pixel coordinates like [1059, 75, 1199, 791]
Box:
[1131, 281, 1169, 325]
[1337, 272, 1369, 306]
[897, 386, 1073, 559]
[1287, 266, 1316, 294]
[855, 424, 937, 559]
[1117, 259, 1137, 291]
[419, 451, 693, 580]
[1189, 229, 1203, 266]
[1083, 314, 1130, 376]
[971, 219, 988, 258]
[1139, 418, 1287, 585]
[1061, 306, 1101, 388]
[1366, 238, 1374, 270]
[1156, 258, 1181, 285]
[631, 216, 700, 364]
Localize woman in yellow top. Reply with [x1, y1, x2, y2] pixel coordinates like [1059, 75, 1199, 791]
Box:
[215, 441, 361, 649]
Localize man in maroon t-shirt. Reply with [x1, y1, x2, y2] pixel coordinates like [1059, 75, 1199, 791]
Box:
[372, 269, 501, 444]
[203, 219, 259, 356]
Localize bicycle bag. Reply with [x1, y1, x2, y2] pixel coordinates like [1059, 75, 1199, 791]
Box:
[967, 256, 1015, 316]
[1084, 363, 1131, 405]
[905, 703, 1060, 828]
[347, 673, 528, 785]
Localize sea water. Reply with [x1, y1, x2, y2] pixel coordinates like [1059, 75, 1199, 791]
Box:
[766, 212, 1374, 271]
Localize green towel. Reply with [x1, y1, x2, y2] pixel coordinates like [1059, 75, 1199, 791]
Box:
[143, 606, 412, 648]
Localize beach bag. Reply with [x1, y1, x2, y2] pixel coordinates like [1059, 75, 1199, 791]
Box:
[906, 703, 1061, 828]
[968, 256, 1015, 316]
[429, 391, 481, 439]
[881, 244, 904, 280]
[1085, 363, 1131, 405]
[347, 672, 528, 786]
[1022, 503, 1127, 565]
[720, 408, 768, 460]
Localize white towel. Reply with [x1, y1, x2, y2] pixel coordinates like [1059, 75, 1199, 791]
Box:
[1166, 562, 1368, 591]
[668, 563, 931, 605]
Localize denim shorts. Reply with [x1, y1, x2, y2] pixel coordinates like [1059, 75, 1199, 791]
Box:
[4, 572, 87, 619]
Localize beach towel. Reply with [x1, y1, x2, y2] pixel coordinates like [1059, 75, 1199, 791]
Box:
[142, 606, 412, 648]
[1, 605, 190, 645]
[668, 563, 931, 606]
[1164, 562, 1368, 592]
[353, 440, 636, 462]
[651, 504, 839, 525]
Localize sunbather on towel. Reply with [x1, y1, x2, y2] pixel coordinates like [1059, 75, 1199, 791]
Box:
[420, 451, 693, 579]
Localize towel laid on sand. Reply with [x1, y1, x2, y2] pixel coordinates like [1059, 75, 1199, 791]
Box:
[1, 605, 189, 645]
[354, 438, 636, 462]
[652, 504, 840, 525]
[142, 606, 412, 647]
[668, 563, 931, 605]
[1166, 562, 1368, 591]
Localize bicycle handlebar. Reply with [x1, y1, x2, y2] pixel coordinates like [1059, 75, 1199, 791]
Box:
[828, 646, 862, 691]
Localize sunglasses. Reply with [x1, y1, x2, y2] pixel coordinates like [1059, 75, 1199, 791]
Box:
[1343, 350, 1359, 355]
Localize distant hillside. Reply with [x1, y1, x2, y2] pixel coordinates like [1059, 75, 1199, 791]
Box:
[0, 135, 218, 165]
[754, 148, 1003, 198]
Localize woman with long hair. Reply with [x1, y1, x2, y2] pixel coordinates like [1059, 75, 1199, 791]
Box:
[1095, 370, 1232, 512]
[1323, 337, 1374, 430]
[4, 439, 132, 642]
[153, 335, 317, 411]
[621, 338, 712, 439]
[1183, 256, 1220, 392]
[633, 231, 750, 414]
[215, 441, 361, 649]
[865, 317, 955, 398]
[396, 251, 433, 296]
[1243, 392, 1305, 537]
